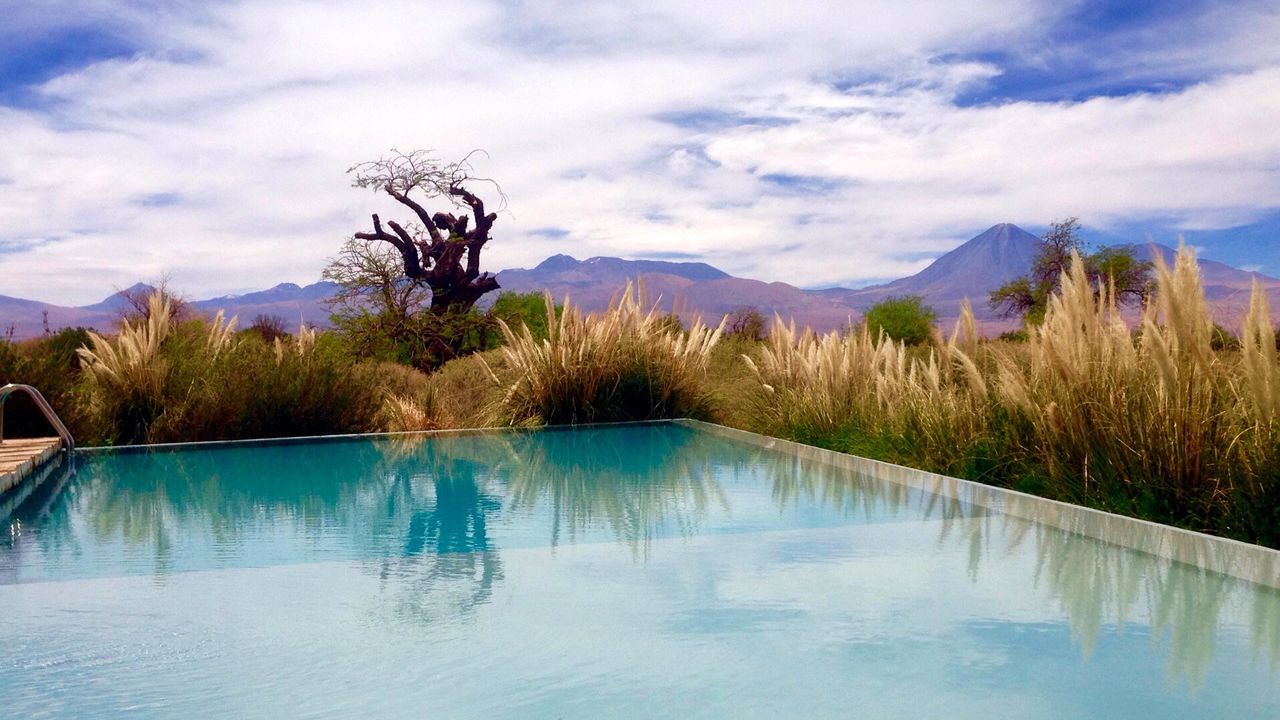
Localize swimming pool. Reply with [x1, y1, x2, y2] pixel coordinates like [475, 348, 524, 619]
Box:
[2, 421, 1277, 717]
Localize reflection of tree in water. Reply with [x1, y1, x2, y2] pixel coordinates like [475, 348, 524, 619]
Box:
[8, 425, 1279, 681]
[500, 425, 727, 557]
[751, 442, 1280, 688]
[373, 435, 506, 624]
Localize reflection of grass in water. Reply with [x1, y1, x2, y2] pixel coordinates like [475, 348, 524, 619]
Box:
[747, 441, 1280, 688]
[25, 426, 1280, 683]
[765, 451, 1000, 583]
[76, 440, 394, 549]
[1003, 491, 1279, 689]
[500, 425, 728, 556]
[1252, 584, 1280, 673]
[763, 450, 983, 546]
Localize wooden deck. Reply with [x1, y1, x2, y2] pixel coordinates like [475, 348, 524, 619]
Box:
[0, 437, 63, 495]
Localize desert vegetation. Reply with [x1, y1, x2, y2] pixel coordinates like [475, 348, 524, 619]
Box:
[485, 282, 724, 424]
[3, 236, 1278, 547]
[744, 246, 1280, 547]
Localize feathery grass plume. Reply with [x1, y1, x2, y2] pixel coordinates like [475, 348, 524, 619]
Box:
[745, 307, 989, 475]
[994, 246, 1227, 521]
[76, 292, 173, 396]
[744, 318, 881, 433]
[75, 292, 174, 443]
[272, 323, 318, 365]
[1238, 279, 1278, 429]
[206, 309, 239, 359]
[379, 393, 439, 432]
[1230, 278, 1280, 538]
[486, 281, 724, 424]
[298, 323, 317, 355]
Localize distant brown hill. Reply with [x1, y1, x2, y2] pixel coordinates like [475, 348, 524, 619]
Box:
[493, 255, 855, 331]
[1, 281, 339, 339]
[4, 223, 1278, 339]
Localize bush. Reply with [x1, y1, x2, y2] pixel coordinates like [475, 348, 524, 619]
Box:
[430, 351, 505, 429]
[1210, 323, 1240, 351]
[331, 306, 495, 373]
[725, 306, 767, 341]
[247, 314, 290, 343]
[0, 327, 92, 439]
[488, 292, 558, 344]
[862, 295, 937, 345]
[486, 283, 724, 424]
[75, 294, 383, 444]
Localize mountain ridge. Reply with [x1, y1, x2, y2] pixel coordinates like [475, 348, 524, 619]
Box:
[4, 225, 1277, 339]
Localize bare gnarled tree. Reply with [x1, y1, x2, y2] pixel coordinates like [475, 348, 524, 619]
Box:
[349, 149, 505, 314]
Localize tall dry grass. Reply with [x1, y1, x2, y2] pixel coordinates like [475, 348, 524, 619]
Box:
[486, 282, 724, 424]
[744, 302, 990, 475]
[76, 293, 177, 442]
[74, 292, 384, 444]
[78, 292, 174, 400]
[745, 245, 1280, 545]
[995, 247, 1233, 521]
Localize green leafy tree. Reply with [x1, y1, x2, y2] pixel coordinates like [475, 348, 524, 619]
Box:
[863, 295, 937, 345]
[488, 291, 559, 343]
[989, 218, 1153, 324]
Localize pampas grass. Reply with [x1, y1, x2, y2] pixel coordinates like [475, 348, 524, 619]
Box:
[77, 292, 173, 398]
[995, 248, 1228, 521]
[74, 291, 383, 444]
[746, 245, 1280, 545]
[379, 393, 439, 432]
[486, 282, 724, 424]
[744, 303, 990, 475]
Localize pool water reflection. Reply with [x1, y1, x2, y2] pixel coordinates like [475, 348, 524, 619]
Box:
[1, 422, 1277, 718]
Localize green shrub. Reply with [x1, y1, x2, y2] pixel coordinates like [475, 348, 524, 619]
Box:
[725, 306, 767, 341]
[331, 307, 494, 373]
[0, 327, 92, 439]
[862, 295, 937, 345]
[1210, 323, 1240, 351]
[429, 351, 504, 429]
[488, 292, 558, 344]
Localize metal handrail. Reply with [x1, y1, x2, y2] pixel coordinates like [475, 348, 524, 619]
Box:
[0, 383, 75, 453]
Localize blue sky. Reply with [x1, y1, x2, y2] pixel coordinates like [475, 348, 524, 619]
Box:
[1, 0, 1279, 303]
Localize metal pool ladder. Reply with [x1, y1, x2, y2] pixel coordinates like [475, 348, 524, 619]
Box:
[0, 383, 75, 453]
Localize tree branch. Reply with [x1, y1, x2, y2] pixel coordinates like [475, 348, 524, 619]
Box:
[355, 214, 424, 278]
[384, 183, 444, 245]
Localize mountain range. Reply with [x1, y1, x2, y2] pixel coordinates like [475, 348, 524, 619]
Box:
[3, 223, 1276, 339]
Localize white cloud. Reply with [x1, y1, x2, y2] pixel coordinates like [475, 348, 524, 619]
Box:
[0, 0, 1278, 302]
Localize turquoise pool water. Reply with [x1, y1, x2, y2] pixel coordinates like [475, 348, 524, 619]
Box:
[2, 422, 1277, 718]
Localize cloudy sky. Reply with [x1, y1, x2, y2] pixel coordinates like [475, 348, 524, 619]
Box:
[2, 0, 1279, 304]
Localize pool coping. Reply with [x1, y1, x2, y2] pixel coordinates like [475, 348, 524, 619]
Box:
[74, 419, 674, 455]
[72, 418, 1279, 589]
